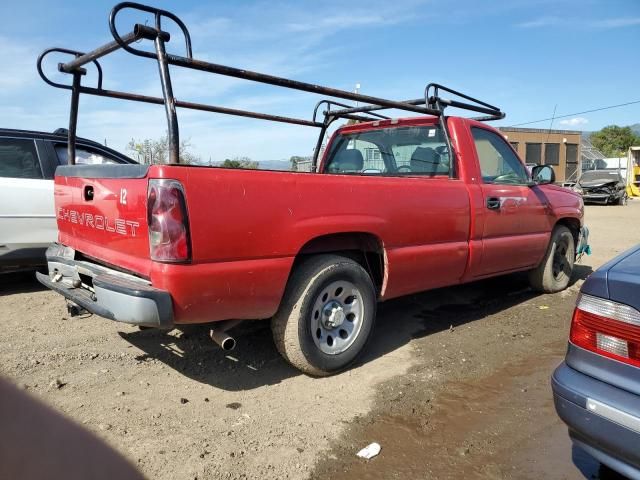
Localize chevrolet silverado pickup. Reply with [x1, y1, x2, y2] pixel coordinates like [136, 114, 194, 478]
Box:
[36, 2, 588, 375]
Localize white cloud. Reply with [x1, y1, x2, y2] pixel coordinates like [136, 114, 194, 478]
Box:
[516, 16, 561, 28]
[591, 17, 640, 28]
[517, 16, 640, 29]
[0, 37, 40, 90]
[559, 117, 589, 126]
[287, 14, 396, 33]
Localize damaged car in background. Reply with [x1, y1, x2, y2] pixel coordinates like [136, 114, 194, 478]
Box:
[574, 170, 627, 205]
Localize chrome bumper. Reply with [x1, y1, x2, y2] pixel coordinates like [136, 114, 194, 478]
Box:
[36, 243, 173, 329]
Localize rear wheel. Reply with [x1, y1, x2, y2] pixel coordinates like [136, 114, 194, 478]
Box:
[271, 254, 376, 376]
[528, 225, 575, 293]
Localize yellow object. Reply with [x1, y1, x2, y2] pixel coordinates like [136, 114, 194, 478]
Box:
[629, 166, 640, 197]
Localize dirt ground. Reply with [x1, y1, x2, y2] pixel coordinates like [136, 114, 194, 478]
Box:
[1, 201, 638, 480]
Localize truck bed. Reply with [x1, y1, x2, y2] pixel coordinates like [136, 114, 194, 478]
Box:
[54, 163, 471, 323]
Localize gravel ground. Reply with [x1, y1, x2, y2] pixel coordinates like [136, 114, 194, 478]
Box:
[1, 201, 638, 479]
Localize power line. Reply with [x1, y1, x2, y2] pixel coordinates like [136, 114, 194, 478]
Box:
[510, 99, 640, 127]
[545, 103, 557, 144]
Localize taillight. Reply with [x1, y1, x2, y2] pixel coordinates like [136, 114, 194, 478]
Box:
[570, 294, 640, 368]
[147, 179, 191, 263]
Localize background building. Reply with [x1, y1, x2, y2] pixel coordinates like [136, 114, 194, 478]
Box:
[499, 127, 582, 183]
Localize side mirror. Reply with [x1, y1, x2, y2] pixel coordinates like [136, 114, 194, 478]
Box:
[531, 165, 555, 185]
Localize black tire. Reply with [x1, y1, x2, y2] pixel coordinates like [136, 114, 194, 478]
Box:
[617, 194, 628, 206]
[528, 225, 575, 293]
[271, 254, 376, 376]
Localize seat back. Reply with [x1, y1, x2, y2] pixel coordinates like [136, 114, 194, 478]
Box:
[410, 147, 448, 175]
[327, 149, 364, 173]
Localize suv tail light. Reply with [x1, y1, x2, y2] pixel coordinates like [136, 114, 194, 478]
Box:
[147, 179, 191, 263]
[570, 294, 640, 368]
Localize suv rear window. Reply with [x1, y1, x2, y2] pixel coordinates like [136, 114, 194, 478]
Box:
[0, 138, 43, 179]
[324, 125, 450, 176]
[55, 145, 119, 165]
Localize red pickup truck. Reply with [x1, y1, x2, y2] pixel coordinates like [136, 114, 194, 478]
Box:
[37, 3, 587, 376]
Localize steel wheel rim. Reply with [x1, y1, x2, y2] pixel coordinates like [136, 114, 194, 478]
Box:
[552, 237, 571, 280]
[310, 280, 364, 355]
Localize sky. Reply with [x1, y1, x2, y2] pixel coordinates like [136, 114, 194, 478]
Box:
[1, 0, 639, 162]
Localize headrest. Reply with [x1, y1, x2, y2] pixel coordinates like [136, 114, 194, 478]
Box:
[410, 147, 448, 175]
[411, 147, 437, 164]
[331, 149, 364, 172]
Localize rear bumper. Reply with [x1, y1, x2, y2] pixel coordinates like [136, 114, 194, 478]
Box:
[552, 362, 640, 479]
[36, 244, 173, 329]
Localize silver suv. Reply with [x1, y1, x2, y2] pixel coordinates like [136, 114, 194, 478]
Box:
[0, 128, 135, 272]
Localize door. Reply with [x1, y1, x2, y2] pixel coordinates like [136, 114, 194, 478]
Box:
[471, 127, 549, 277]
[0, 137, 56, 261]
[322, 122, 471, 298]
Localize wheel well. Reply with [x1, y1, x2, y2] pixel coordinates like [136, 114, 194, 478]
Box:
[294, 232, 386, 294]
[555, 218, 580, 248]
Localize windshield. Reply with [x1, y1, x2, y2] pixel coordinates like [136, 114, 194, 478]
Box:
[579, 170, 622, 182]
[324, 125, 450, 176]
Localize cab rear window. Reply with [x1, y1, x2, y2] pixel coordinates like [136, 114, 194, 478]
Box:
[324, 125, 450, 177]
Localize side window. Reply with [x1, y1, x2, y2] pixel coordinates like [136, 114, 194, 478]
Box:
[0, 138, 43, 179]
[354, 139, 386, 172]
[472, 128, 528, 184]
[361, 143, 385, 172]
[55, 145, 119, 165]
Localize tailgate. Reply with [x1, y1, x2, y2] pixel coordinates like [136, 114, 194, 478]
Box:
[54, 164, 151, 277]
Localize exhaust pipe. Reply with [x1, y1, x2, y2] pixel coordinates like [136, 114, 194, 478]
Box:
[210, 329, 236, 351]
[209, 320, 242, 351]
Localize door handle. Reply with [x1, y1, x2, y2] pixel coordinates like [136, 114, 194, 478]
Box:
[486, 197, 500, 210]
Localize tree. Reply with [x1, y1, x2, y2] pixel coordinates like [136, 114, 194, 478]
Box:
[590, 125, 640, 158]
[220, 156, 259, 169]
[126, 134, 200, 164]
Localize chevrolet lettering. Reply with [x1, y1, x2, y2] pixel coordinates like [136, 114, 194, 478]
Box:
[57, 208, 140, 237]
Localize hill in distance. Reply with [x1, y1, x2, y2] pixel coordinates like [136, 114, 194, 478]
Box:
[257, 160, 292, 171]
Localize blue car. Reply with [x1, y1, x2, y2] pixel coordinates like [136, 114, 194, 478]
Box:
[553, 244, 640, 479]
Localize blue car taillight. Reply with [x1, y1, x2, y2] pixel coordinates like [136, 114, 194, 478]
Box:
[571, 294, 640, 368]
